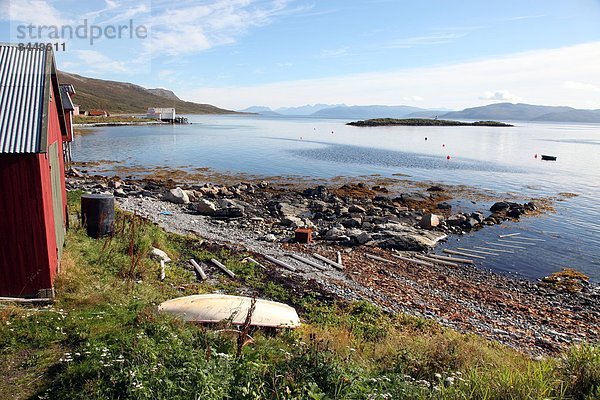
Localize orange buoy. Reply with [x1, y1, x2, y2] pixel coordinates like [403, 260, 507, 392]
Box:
[425, 137, 428, 141]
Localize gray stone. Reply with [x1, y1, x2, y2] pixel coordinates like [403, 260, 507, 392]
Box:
[113, 188, 127, 198]
[355, 231, 372, 244]
[400, 192, 430, 203]
[348, 204, 367, 213]
[446, 214, 466, 227]
[418, 213, 440, 229]
[470, 212, 485, 223]
[278, 202, 309, 219]
[194, 199, 218, 215]
[163, 187, 190, 204]
[185, 190, 200, 202]
[262, 234, 277, 242]
[214, 199, 245, 218]
[341, 217, 362, 228]
[324, 227, 348, 241]
[280, 216, 305, 227]
[490, 202, 510, 213]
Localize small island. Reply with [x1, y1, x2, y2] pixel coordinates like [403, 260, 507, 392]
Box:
[347, 118, 513, 127]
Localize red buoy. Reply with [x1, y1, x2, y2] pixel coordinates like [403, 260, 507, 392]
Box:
[446, 155, 451, 160]
[442, 144, 445, 147]
[534, 154, 538, 158]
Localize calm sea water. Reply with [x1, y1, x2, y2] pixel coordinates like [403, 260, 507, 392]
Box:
[72, 115, 600, 282]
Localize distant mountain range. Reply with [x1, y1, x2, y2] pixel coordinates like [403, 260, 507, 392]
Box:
[239, 104, 446, 119]
[240, 102, 600, 123]
[442, 103, 600, 123]
[59, 71, 237, 114]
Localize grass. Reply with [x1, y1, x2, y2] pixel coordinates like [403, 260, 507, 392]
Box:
[0, 191, 598, 399]
[73, 115, 155, 124]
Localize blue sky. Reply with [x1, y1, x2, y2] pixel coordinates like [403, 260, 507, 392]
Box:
[2, 0, 600, 109]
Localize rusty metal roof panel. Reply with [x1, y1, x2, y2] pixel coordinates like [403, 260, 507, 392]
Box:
[0, 44, 48, 153]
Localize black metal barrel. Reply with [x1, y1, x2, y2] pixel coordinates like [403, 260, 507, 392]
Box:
[81, 194, 115, 238]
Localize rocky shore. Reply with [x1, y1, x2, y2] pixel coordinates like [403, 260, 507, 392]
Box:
[67, 171, 599, 355]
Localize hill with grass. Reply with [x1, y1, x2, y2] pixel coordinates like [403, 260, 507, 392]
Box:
[58, 71, 237, 115]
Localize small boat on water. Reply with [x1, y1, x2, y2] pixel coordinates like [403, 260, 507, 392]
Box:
[158, 294, 301, 328]
[541, 155, 557, 161]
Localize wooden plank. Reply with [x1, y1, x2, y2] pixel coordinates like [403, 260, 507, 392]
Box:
[512, 237, 545, 242]
[263, 254, 297, 272]
[190, 259, 208, 280]
[211, 258, 236, 278]
[498, 239, 536, 246]
[427, 254, 474, 265]
[485, 242, 526, 250]
[499, 233, 520, 238]
[160, 260, 166, 281]
[457, 247, 500, 256]
[289, 254, 328, 271]
[313, 253, 344, 270]
[413, 254, 459, 267]
[366, 253, 397, 264]
[392, 254, 434, 267]
[474, 246, 514, 254]
[245, 257, 267, 270]
[391, 253, 434, 267]
[443, 249, 485, 259]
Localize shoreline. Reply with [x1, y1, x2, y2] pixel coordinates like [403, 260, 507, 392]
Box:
[74, 121, 168, 127]
[67, 170, 599, 354]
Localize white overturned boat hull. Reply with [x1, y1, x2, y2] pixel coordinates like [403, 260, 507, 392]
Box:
[158, 294, 300, 328]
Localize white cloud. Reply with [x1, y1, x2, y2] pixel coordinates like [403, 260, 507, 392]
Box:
[402, 96, 424, 102]
[320, 47, 349, 58]
[62, 50, 130, 74]
[504, 14, 546, 21]
[145, 0, 295, 56]
[564, 80, 600, 93]
[479, 90, 522, 102]
[2, 0, 70, 27]
[179, 42, 600, 110]
[387, 32, 467, 49]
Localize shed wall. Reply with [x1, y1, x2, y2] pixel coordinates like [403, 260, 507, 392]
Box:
[0, 155, 52, 296]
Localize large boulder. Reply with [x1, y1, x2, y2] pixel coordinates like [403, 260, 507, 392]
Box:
[324, 227, 349, 241]
[490, 201, 510, 213]
[375, 223, 447, 251]
[278, 202, 309, 219]
[163, 187, 190, 204]
[418, 213, 440, 229]
[214, 199, 245, 218]
[446, 214, 466, 227]
[194, 199, 218, 215]
[400, 192, 430, 203]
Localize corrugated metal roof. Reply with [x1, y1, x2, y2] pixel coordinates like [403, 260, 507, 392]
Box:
[60, 85, 74, 111]
[0, 44, 48, 153]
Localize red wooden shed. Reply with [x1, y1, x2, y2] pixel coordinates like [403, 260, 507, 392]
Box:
[0, 44, 71, 298]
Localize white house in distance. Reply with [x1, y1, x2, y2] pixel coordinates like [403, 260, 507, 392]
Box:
[147, 107, 176, 121]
